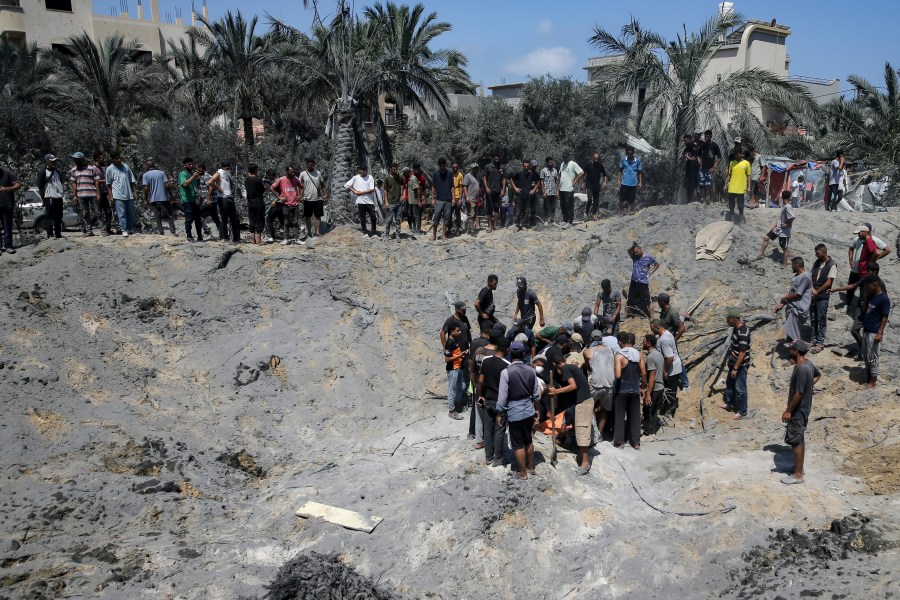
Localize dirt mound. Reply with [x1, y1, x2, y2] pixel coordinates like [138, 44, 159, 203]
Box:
[265, 552, 400, 600]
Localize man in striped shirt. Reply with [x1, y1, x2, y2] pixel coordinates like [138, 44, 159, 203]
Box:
[722, 308, 750, 419]
[70, 152, 101, 236]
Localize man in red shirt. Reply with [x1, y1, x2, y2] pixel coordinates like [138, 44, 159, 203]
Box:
[270, 166, 303, 245]
[855, 224, 887, 278]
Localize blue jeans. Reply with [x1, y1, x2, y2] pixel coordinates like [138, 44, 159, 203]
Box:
[384, 204, 402, 236]
[499, 204, 512, 227]
[811, 297, 829, 345]
[724, 363, 748, 415]
[115, 198, 135, 233]
[447, 368, 466, 412]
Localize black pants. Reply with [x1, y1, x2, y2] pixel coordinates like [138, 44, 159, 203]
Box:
[727, 193, 744, 217]
[358, 204, 377, 235]
[152, 202, 176, 235]
[406, 202, 420, 231]
[662, 376, 680, 417]
[267, 201, 284, 238]
[483, 408, 506, 462]
[614, 392, 641, 446]
[78, 196, 98, 233]
[846, 272, 861, 314]
[183, 202, 204, 240]
[627, 280, 651, 318]
[201, 201, 222, 237]
[220, 197, 240, 242]
[515, 194, 535, 227]
[543, 195, 557, 223]
[282, 205, 299, 239]
[44, 197, 63, 238]
[586, 187, 602, 215]
[0, 204, 13, 249]
[98, 195, 114, 233]
[642, 388, 664, 434]
[248, 203, 265, 234]
[559, 191, 575, 223]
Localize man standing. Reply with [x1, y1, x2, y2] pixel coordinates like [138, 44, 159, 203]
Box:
[469, 321, 493, 451]
[208, 161, 240, 243]
[244, 164, 266, 245]
[831, 263, 883, 359]
[69, 152, 101, 237]
[513, 276, 545, 330]
[37, 154, 65, 239]
[450, 160, 465, 235]
[809, 244, 837, 353]
[650, 320, 683, 420]
[549, 355, 594, 474]
[613, 332, 646, 449]
[827, 150, 845, 212]
[756, 191, 795, 267]
[626, 243, 659, 318]
[642, 334, 665, 434]
[725, 149, 751, 223]
[105, 152, 138, 237]
[344, 165, 378, 239]
[299, 158, 327, 239]
[558, 151, 583, 227]
[594, 279, 622, 335]
[383, 162, 404, 240]
[270, 166, 302, 245]
[478, 337, 510, 467]
[748, 146, 767, 209]
[721, 309, 750, 420]
[430, 158, 453, 242]
[482, 154, 505, 233]
[585, 151, 609, 220]
[512, 160, 538, 231]
[774, 257, 813, 346]
[178, 157, 204, 243]
[698, 130, 721, 204]
[584, 333, 616, 438]
[444, 323, 468, 421]
[462, 164, 481, 234]
[781, 340, 821, 485]
[845, 224, 890, 315]
[539, 156, 559, 226]
[682, 135, 700, 203]
[617, 147, 643, 217]
[199, 164, 222, 239]
[657, 293, 685, 342]
[142, 160, 176, 236]
[0, 163, 21, 254]
[441, 301, 472, 360]
[861, 277, 890, 389]
[474, 274, 498, 332]
[93, 152, 114, 235]
[497, 341, 541, 480]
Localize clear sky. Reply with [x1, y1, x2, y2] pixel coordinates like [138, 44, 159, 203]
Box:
[96, 0, 899, 93]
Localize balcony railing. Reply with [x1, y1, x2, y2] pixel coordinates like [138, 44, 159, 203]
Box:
[0, 0, 22, 8]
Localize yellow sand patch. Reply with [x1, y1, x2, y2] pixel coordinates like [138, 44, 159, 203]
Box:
[26, 407, 69, 438]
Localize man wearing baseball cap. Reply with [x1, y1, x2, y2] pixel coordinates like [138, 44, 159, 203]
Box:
[36, 154, 65, 239]
[513, 276, 545, 329]
[845, 223, 891, 315]
[497, 340, 540, 479]
[721, 309, 750, 420]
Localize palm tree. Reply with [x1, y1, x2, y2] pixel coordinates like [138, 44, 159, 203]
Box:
[159, 36, 224, 122]
[0, 39, 62, 106]
[190, 11, 269, 150]
[51, 33, 168, 148]
[589, 14, 816, 165]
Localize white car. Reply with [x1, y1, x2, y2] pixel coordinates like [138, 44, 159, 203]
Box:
[16, 188, 83, 232]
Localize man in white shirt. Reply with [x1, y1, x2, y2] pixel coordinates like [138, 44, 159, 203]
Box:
[827, 150, 844, 212]
[345, 164, 378, 239]
[558, 151, 583, 228]
[539, 156, 560, 226]
[651, 319, 683, 420]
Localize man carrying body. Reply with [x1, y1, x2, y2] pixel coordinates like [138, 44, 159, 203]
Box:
[585, 151, 609, 220]
[0, 163, 21, 254]
[809, 244, 837, 353]
[37, 154, 65, 239]
[860, 277, 890, 389]
[539, 156, 559, 226]
[756, 191, 795, 267]
[774, 257, 813, 346]
[549, 355, 594, 474]
[513, 276, 545, 330]
[698, 130, 721, 204]
[642, 334, 665, 434]
[781, 340, 821, 484]
[299, 158, 327, 239]
[511, 160, 539, 231]
[70, 152, 101, 237]
[178, 157, 204, 242]
[721, 309, 750, 420]
[650, 320, 683, 420]
[594, 279, 622, 335]
[626, 243, 659, 318]
[482, 154, 505, 233]
[617, 147, 643, 216]
[584, 332, 616, 438]
[558, 151, 584, 227]
[431, 158, 453, 242]
[142, 160, 176, 236]
[497, 341, 541, 480]
[105, 152, 138, 237]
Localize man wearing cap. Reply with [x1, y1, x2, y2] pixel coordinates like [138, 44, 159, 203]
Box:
[69, 152, 102, 237]
[444, 323, 469, 420]
[462, 164, 481, 234]
[539, 156, 559, 226]
[574, 307, 598, 342]
[0, 162, 21, 254]
[584, 151, 609, 220]
[506, 318, 536, 358]
[475, 274, 498, 332]
[549, 352, 594, 474]
[37, 154, 65, 239]
[482, 154, 505, 233]
[513, 276, 545, 330]
[617, 146, 643, 217]
[584, 331, 616, 437]
[558, 151, 584, 227]
[497, 341, 541, 480]
[345, 164, 378, 239]
[721, 309, 750, 420]
[846, 224, 890, 316]
[626, 243, 659, 318]
[105, 152, 138, 237]
[781, 339, 820, 484]
[594, 279, 622, 335]
[774, 257, 812, 345]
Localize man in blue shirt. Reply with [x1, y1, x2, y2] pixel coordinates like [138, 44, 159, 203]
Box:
[618, 146, 643, 216]
[861, 277, 890, 388]
[626, 242, 659, 318]
[142, 160, 176, 236]
[497, 341, 541, 480]
[105, 152, 138, 237]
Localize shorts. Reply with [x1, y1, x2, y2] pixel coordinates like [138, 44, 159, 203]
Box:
[699, 169, 712, 188]
[433, 200, 452, 225]
[508, 417, 534, 450]
[486, 191, 501, 214]
[247, 204, 265, 233]
[303, 200, 324, 218]
[751, 180, 762, 198]
[574, 398, 595, 446]
[784, 415, 806, 447]
[591, 388, 614, 412]
[766, 229, 789, 249]
[619, 185, 637, 204]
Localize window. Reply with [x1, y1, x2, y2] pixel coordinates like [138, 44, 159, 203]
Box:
[716, 74, 722, 83]
[384, 108, 396, 127]
[45, 0, 72, 12]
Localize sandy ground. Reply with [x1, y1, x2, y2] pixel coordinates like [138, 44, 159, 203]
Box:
[1, 202, 899, 599]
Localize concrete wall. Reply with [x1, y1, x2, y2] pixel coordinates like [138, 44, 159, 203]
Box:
[7, 0, 93, 47]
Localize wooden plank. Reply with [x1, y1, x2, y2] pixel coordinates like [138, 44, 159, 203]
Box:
[687, 287, 712, 315]
[295, 501, 383, 533]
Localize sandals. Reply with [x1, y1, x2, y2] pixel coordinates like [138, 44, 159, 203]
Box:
[810, 344, 824, 354]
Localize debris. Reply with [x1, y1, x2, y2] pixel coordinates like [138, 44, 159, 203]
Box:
[265, 552, 399, 600]
[295, 501, 383, 533]
[211, 248, 242, 272]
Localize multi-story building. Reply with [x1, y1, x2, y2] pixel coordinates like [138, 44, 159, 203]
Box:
[1, 0, 195, 55]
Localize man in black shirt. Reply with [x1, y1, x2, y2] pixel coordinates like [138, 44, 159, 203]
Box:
[441, 301, 471, 353]
[682, 134, 700, 203]
[584, 152, 609, 220]
[475, 274, 498, 331]
[0, 164, 21, 253]
[482, 154, 505, 232]
[698, 130, 721, 204]
[549, 357, 594, 474]
[244, 164, 266, 245]
[511, 160, 538, 231]
[513, 276, 545, 329]
[478, 337, 510, 466]
[468, 321, 493, 449]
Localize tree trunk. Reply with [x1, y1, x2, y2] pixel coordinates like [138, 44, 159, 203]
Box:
[242, 116, 255, 149]
[329, 102, 356, 223]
